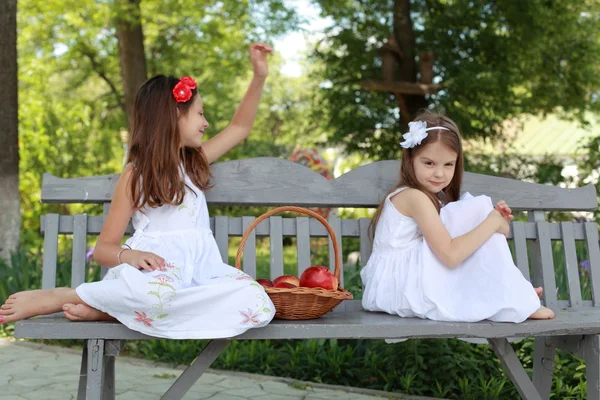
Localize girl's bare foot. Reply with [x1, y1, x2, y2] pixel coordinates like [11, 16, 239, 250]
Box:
[535, 287, 543, 298]
[529, 306, 555, 319]
[63, 303, 115, 322]
[0, 288, 81, 323]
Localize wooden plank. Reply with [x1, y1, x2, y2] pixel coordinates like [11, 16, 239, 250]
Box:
[512, 222, 530, 280]
[584, 223, 600, 306]
[359, 219, 373, 268]
[535, 221, 558, 310]
[16, 308, 600, 341]
[296, 217, 311, 277]
[42, 214, 59, 290]
[528, 212, 558, 310]
[328, 216, 344, 287]
[162, 340, 230, 400]
[360, 80, 442, 95]
[560, 222, 583, 308]
[101, 205, 110, 279]
[269, 216, 284, 280]
[214, 216, 229, 263]
[240, 217, 256, 278]
[71, 214, 88, 288]
[488, 338, 543, 400]
[41, 160, 598, 211]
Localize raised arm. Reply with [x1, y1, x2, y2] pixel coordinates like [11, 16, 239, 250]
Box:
[392, 188, 507, 268]
[201, 42, 273, 164]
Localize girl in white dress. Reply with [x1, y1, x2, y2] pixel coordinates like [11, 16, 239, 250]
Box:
[0, 43, 276, 338]
[360, 112, 554, 322]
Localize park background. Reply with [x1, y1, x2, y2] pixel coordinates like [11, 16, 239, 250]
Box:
[0, 1, 599, 398]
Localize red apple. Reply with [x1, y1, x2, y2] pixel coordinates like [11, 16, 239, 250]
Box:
[256, 279, 273, 288]
[273, 275, 300, 287]
[299, 266, 338, 290]
[273, 282, 296, 288]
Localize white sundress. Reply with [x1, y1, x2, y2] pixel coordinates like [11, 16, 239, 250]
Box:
[76, 171, 275, 339]
[360, 187, 541, 323]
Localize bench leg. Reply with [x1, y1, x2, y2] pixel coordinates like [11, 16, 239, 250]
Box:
[102, 340, 121, 400]
[102, 356, 116, 400]
[161, 339, 230, 400]
[584, 334, 600, 399]
[488, 338, 543, 400]
[532, 336, 555, 399]
[87, 339, 105, 400]
[77, 343, 88, 400]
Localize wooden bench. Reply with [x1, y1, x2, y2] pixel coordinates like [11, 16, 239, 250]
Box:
[14, 157, 600, 400]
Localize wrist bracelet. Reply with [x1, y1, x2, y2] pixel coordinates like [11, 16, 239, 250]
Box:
[117, 248, 129, 265]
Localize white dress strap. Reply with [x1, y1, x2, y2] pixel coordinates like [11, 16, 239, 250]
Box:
[387, 186, 407, 201]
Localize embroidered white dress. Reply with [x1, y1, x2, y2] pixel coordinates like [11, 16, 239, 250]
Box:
[76, 172, 275, 339]
[360, 187, 541, 323]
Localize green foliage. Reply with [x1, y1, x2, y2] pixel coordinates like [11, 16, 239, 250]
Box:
[17, 0, 306, 248]
[311, 0, 600, 159]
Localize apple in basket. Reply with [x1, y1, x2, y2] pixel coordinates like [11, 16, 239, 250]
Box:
[256, 279, 274, 288]
[299, 265, 338, 290]
[273, 282, 297, 288]
[272, 275, 300, 287]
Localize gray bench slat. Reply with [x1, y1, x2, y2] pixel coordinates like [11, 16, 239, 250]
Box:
[43, 215, 593, 241]
[296, 217, 311, 276]
[71, 214, 88, 288]
[42, 214, 59, 290]
[584, 222, 600, 306]
[359, 218, 372, 269]
[269, 216, 284, 280]
[241, 216, 256, 277]
[512, 222, 530, 280]
[214, 216, 229, 263]
[15, 308, 600, 341]
[534, 221, 559, 310]
[101, 204, 110, 279]
[560, 222, 583, 308]
[328, 216, 344, 287]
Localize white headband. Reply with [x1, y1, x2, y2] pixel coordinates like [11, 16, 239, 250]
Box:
[400, 121, 450, 149]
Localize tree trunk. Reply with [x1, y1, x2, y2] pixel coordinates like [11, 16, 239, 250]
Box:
[115, 0, 148, 132]
[393, 0, 428, 125]
[0, 0, 20, 261]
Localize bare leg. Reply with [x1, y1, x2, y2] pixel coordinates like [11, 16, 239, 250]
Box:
[63, 303, 115, 322]
[0, 288, 84, 323]
[535, 287, 543, 298]
[529, 306, 555, 319]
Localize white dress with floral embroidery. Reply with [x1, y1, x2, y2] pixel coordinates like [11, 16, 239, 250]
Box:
[360, 187, 541, 323]
[76, 172, 275, 339]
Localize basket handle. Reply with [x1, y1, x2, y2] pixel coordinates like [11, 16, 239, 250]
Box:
[234, 206, 341, 282]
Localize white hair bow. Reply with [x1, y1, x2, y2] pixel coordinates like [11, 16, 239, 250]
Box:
[400, 121, 449, 149]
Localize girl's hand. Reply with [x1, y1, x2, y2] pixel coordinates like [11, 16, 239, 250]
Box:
[124, 250, 166, 272]
[249, 42, 273, 78]
[489, 209, 510, 237]
[495, 200, 514, 223]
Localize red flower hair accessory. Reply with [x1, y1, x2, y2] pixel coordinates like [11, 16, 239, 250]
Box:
[172, 76, 197, 103]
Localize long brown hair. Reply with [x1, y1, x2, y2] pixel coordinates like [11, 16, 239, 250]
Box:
[369, 111, 464, 238]
[126, 74, 212, 210]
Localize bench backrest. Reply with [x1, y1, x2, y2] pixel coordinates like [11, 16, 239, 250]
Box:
[40, 157, 600, 312]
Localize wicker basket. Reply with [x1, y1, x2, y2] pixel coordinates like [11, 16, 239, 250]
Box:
[235, 206, 353, 320]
